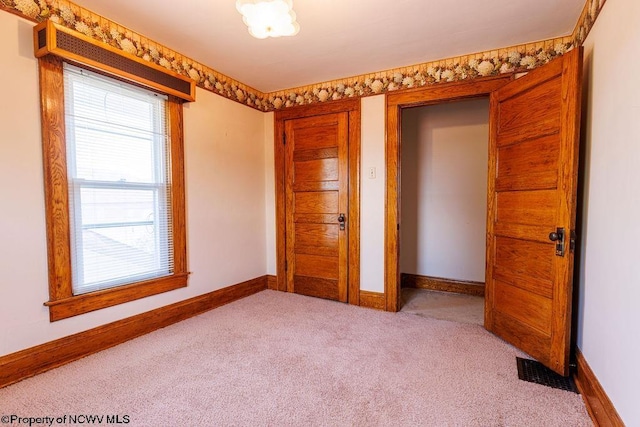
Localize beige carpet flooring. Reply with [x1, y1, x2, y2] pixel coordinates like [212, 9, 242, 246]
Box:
[401, 288, 485, 325]
[0, 290, 591, 426]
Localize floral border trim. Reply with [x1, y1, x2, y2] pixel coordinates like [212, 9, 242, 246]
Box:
[1, 0, 271, 110]
[268, 38, 574, 109]
[572, 0, 607, 45]
[266, 0, 607, 110]
[1, 0, 606, 112]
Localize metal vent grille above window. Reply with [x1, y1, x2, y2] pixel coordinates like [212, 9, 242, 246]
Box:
[34, 20, 195, 102]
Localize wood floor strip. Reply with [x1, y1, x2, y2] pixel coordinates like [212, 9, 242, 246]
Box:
[401, 273, 485, 297]
[0, 276, 268, 389]
[574, 348, 625, 426]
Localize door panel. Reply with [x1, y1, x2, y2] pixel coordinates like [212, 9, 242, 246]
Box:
[494, 280, 553, 335]
[496, 136, 559, 191]
[294, 213, 338, 224]
[485, 47, 583, 375]
[493, 269, 553, 299]
[295, 158, 339, 182]
[295, 223, 339, 255]
[293, 125, 338, 149]
[492, 313, 551, 359]
[497, 190, 557, 226]
[296, 254, 339, 279]
[294, 191, 339, 214]
[293, 276, 340, 301]
[285, 113, 349, 302]
[497, 76, 562, 139]
[293, 147, 338, 161]
[494, 237, 554, 282]
[293, 181, 340, 192]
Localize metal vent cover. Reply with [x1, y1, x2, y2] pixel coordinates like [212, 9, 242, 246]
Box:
[37, 28, 46, 50]
[516, 357, 578, 393]
[33, 20, 194, 102]
[56, 31, 191, 97]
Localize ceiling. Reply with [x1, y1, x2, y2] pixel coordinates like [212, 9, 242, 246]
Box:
[77, 0, 585, 93]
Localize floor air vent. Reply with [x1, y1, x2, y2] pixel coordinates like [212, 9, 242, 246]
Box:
[516, 357, 578, 393]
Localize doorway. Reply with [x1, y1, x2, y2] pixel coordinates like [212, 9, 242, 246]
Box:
[399, 98, 490, 324]
[385, 48, 583, 376]
[384, 77, 511, 312]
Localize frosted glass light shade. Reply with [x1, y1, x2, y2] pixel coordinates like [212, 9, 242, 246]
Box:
[236, 0, 300, 39]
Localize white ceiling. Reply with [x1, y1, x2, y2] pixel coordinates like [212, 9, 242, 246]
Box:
[77, 0, 585, 93]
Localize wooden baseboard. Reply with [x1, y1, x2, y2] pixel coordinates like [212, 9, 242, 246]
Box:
[267, 275, 277, 290]
[574, 348, 624, 426]
[401, 273, 485, 297]
[359, 290, 385, 311]
[0, 275, 268, 389]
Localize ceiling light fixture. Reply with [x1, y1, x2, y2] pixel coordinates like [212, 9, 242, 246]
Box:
[236, 0, 300, 39]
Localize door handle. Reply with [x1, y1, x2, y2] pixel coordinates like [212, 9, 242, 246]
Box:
[549, 227, 565, 257]
[338, 213, 346, 230]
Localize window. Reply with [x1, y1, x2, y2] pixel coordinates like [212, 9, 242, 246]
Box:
[40, 57, 188, 321]
[65, 64, 173, 295]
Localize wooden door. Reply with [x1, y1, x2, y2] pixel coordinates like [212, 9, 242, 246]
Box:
[485, 47, 583, 376]
[284, 112, 349, 302]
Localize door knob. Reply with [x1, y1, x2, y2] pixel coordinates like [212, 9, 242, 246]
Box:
[549, 227, 565, 256]
[338, 213, 346, 230]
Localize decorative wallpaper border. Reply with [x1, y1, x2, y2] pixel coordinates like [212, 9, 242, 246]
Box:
[268, 37, 574, 109]
[1, 0, 606, 112]
[0, 0, 270, 109]
[267, 0, 606, 109]
[572, 0, 607, 45]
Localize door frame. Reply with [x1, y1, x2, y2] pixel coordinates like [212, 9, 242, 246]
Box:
[275, 98, 361, 305]
[385, 76, 513, 312]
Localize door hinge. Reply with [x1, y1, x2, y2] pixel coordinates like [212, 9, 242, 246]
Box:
[570, 230, 577, 252]
[285, 260, 288, 271]
[283, 132, 286, 145]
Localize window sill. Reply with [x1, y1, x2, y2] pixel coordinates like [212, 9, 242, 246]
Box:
[44, 273, 189, 322]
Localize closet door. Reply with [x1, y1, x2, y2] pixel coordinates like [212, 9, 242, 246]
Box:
[284, 112, 349, 302]
[485, 47, 583, 376]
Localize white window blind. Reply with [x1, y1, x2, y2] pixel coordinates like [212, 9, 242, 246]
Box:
[63, 63, 173, 295]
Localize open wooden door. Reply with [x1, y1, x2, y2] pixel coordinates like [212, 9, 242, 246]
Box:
[284, 113, 349, 302]
[485, 47, 583, 376]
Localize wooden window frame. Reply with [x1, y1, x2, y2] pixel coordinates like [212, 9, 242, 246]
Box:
[39, 56, 188, 322]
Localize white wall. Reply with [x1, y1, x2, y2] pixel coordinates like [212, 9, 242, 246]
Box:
[182, 89, 266, 288]
[0, 12, 266, 356]
[360, 95, 386, 293]
[264, 112, 276, 275]
[400, 100, 489, 282]
[577, 0, 640, 424]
